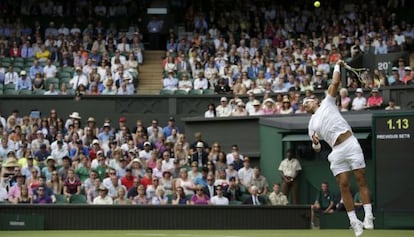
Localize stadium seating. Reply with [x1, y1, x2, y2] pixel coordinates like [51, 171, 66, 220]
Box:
[70, 194, 87, 204]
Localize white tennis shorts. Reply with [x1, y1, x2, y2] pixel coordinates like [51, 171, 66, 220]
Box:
[328, 136, 366, 176]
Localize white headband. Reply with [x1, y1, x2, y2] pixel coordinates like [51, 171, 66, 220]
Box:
[302, 98, 315, 105]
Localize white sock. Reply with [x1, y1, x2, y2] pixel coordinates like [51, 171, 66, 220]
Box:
[347, 210, 359, 223]
[363, 204, 373, 217]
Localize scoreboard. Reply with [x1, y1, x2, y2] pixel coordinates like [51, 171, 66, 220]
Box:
[373, 112, 414, 211]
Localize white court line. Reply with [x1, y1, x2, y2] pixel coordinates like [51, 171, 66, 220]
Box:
[126, 233, 242, 237]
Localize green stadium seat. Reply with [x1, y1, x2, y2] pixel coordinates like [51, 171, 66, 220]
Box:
[45, 77, 60, 89]
[174, 89, 189, 95]
[4, 83, 16, 90]
[32, 89, 46, 95]
[59, 77, 72, 88]
[18, 89, 32, 95]
[203, 89, 215, 95]
[70, 194, 87, 204]
[13, 57, 24, 63]
[160, 89, 175, 95]
[13, 61, 24, 68]
[229, 200, 243, 205]
[3, 89, 18, 95]
[189, 89, 203, 95]
[55, 194, 69, 204]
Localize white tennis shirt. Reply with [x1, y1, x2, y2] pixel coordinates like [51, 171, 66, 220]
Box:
[308, 95, 351, 148]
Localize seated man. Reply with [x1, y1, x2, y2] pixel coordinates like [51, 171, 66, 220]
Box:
[311, 181, 335, 227]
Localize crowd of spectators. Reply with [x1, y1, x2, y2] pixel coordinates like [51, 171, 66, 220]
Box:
[161, 0, 414, 99]
[0, 0, 146, 95]
[0, 109, 282, 205]
[202, 84, 401, 118]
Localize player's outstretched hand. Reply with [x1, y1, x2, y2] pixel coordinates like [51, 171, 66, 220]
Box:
[336, 60, 345, 67]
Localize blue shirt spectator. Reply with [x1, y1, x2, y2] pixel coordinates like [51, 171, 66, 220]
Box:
[15, 71, 32, 91]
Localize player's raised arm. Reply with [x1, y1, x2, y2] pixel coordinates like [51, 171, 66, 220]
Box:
[327, 60, 345, 98]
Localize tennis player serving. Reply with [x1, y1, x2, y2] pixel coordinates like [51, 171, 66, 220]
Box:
[303, 60, 374, 237]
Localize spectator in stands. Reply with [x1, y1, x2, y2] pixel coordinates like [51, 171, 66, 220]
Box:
[366, 88, 383, 109]
[15, 70, 32, 91]
[63, 168, 81, 200]
[4, 65, 18, 88]
[248, 167, 269, 195]
[133, 184, 149, 205]
[93, 184, 113, 204]
[162, 71, 179, 91]
[114, 186, 132, 204]
[33, 185, 53, 204]
[36, 44, 50, 62]
[190, 184, 210, 205]
[193, 71, 209, 90]
[238, 157, 254, 190]
[17, 185, 32, 204]
[338, 88, 351, 112]
[216, 97, 232, 117]
[178, 73, 193, 92]
[8, 174, 32, 204]
[70, 66, 88, 89]
[385, 98, 401, 110]
[223, 176, 242, 201]
[46, 170, 63, 195]
[243, 185, 266, 205]
[268, 183, 289, 206]
[351, 88, 367, 111]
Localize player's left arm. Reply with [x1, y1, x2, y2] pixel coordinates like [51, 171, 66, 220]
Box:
[327, 60, 345, 98]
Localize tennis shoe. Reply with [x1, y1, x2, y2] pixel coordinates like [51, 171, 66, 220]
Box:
[363, 215, 375, 230]
[350, 220, 364, 237]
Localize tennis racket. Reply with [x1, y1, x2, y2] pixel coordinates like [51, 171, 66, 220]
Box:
[344, 64, 368, 85]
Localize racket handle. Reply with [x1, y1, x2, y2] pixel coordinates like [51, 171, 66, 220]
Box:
[344, 64, 353, 70]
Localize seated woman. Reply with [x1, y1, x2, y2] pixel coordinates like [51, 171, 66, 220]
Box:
[190, 184, 210, 205]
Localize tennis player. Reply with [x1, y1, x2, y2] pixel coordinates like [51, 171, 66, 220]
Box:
[303, 60, 374, 237]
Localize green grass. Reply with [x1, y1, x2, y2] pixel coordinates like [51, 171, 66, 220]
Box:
[1, 230, 414, 237]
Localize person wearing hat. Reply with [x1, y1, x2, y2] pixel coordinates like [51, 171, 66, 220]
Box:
[8, 172, 32, 204]
[303, 60, 374, 235]
[69, 66, 88, 89]
[366, 88, 383, 109]
[351, 88, 367, 111]
[191, 142, 209, 167]
[278, 149, 302, 204]
[41, 156, 56, 181]
[231, 101, 248, 116]
[162, 69, 179, 91]
[86, 117, 99, 136]
[216, 97, 232, 117]
[116, 71, 135, 95]
[402, 66, 412, 84]
[139, 141, 153, 161]
[162, 116, 180, 138]
[97, 122, 114, 143]
[93, 184, 113, 204]
[262, 98, 277, 115]
[249, 99, 264, 116]
[15, 70, 32, 91]
[65, 112, 81, 130]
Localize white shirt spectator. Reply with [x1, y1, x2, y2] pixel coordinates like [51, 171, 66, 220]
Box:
[210, 195, 229, 205]
[351, 96, 367, 111]
[193, 78, 209, 90]
[70, 73, 88, 88]
[43, 64, 57, 78]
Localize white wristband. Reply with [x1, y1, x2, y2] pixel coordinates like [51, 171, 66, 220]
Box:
[312, 142, 321, 150]
[334, 64, 340, 73]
